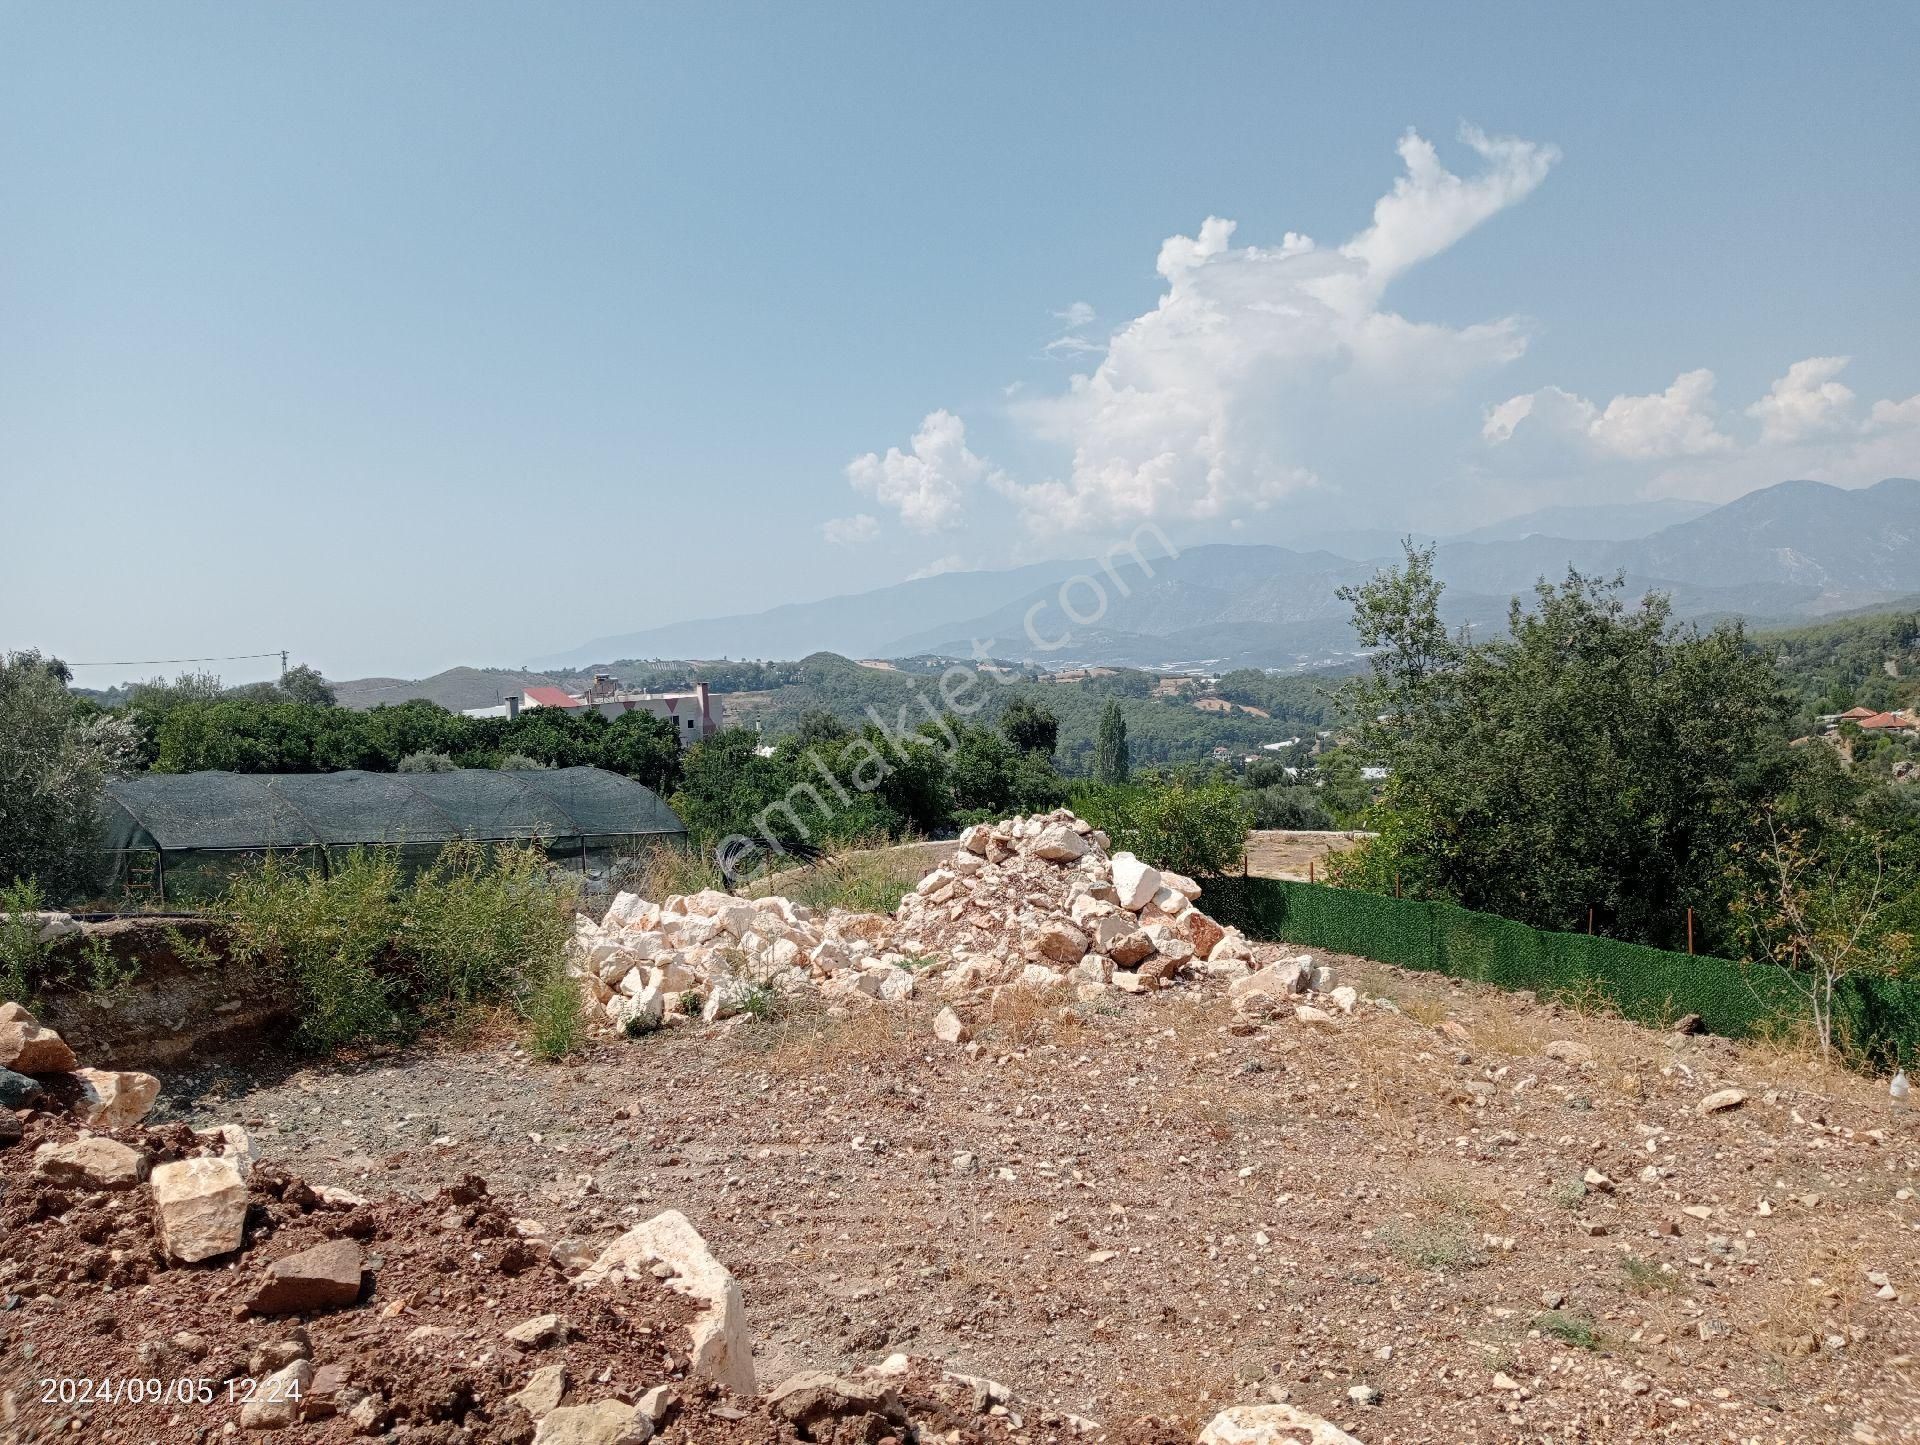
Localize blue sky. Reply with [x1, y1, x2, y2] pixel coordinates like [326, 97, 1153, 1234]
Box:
[4, 3, 1918, 682]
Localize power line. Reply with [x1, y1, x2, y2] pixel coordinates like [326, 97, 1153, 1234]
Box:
[62, 651, 287, 668]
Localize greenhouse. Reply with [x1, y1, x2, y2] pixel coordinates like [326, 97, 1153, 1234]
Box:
[96, 766, 687, 904]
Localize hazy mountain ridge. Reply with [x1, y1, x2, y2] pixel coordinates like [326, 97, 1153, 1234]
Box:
[338, 480, 1920, 700]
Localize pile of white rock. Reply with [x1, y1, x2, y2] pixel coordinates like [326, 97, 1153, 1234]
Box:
[568, 809, 1351, 1035]
[896, 810, 1255, 992]
[569, 885, 922, 1034]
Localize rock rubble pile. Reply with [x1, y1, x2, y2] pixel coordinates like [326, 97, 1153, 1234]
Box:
[568, 810, 1348, 1038]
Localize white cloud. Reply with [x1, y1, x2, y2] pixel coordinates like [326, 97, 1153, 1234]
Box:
[1746, 356, 1856, 444]
[845, 410, 996, 533]
[1486, 369, 1733, 459]
[820, 513, 881, 546]
[1044, 300, 1103, 357]
[907, 554, 969, 579]
[1870, 393, 1920, 430]
[992, 124, 1559, 534]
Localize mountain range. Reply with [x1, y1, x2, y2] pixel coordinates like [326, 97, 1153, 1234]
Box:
[509, 480, 1920, 675]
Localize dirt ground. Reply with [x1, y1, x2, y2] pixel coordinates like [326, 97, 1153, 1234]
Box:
[1240, 831, 1371, 882]
[141, 958, 1919, 1444]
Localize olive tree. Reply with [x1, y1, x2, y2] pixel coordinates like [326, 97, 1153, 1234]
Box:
[0, 650, 138, 898]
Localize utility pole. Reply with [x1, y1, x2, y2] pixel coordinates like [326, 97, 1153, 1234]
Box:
[279, 650, 289, 679]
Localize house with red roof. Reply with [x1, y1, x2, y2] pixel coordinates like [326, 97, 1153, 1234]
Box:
[463, 675, 718, 746]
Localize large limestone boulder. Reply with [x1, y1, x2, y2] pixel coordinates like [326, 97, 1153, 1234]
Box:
[1030, 917, 1089, 965]
[248, 1238, 365, 1314]
[1230, 960, 1307, 1012]
[70, 1068, 161, 1129]
[1160, 869, 1202, 901]
[768, 1370, 906, 1440]
[1031, 824, 1090, 863]
[0, 1003, 77, 1075]
[1197, 1404, 1363, 1445]
[1174, 909, 1226, 960]
[574, 1209, 754, 1396]
[33, 1137, 148, 1191]
[152, 1155, 250, 1262]
[1101, 921, 1155, 968]
[533, 1399, 651, 1445]
[1110, 853, 1161, 912]
[239, 1359, 313, 1431]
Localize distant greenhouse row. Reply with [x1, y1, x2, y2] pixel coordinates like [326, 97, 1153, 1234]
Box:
[97, 766, 686, 904]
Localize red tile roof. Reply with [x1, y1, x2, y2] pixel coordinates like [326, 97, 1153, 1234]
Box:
[523, 686, 582, 709]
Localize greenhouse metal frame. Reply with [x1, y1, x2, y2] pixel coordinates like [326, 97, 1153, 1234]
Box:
[96, 766, 687, 904]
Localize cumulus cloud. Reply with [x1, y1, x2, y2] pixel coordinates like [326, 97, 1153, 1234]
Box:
[1746, 356, 1856, 444]
[1485, 369, 1733, 459]
[1489, 355, 1920, 504]
[908, 554, 969, 579]
[845, 410, 997, 533]
[820, 513, 881, 546]
[1872, 393, 1920, 430]
[987, 124, 1559, 534]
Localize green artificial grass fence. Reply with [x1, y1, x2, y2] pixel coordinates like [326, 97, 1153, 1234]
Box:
[1205, 876, 1920, 1068]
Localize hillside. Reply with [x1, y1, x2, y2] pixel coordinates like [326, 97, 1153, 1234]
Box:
[529, 479, 1920, 672]
[332, 666, 576, 712]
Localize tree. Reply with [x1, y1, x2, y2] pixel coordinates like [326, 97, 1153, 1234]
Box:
[600, 710, 682, 793]
[278, 665, 337, 708]
[1, 650, 139, 898]
[791, 710, 851, 749]
[1082, 775, 1250, 878]
[999, 698, 1059, 756]
[1094, 699, 1131, 784]
[1730, 813, 1914, 1058]
[1336, 547, 1798, 951]
[396, 751, 456, 773]
[1249, 785, 1334, 830]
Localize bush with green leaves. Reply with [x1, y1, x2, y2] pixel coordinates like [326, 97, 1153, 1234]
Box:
[1333, 546, 1804, 952]
[1072, 775, 1251, 878]
[220, 840, 577, 1053]
[396, 750, 457, 773]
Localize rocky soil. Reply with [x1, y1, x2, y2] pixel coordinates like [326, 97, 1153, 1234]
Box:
[5, 815, 1919, 1444]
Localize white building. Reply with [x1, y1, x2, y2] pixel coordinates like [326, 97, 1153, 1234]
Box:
[462, 675, 718, 748]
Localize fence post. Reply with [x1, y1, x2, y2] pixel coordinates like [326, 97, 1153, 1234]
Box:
[1309, 858, 1315, 884]
[1394, 870, 1401, 899]
[1687, 907, 1694, 955]
[1587, 906, 1594, 935]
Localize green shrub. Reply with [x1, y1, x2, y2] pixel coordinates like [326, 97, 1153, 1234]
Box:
[0, 879, 50, 1004]
[1378, 1220, 1483, 1272]
[1073, 776, 1252, 877]
[220, 842, 577, 1053]
[523, 970, 587, 1059]
[735, 980, 784, 1023]
[1534, 1310, 1601, 1350]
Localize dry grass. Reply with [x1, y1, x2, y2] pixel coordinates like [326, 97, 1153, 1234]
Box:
[1466, 1009, 1550, 1059]
[751, 844, 932, 916]
[1405, 1158, 1501, 1219]
[985, 981, 1075, 1048]
[614, 841, 726, 902]
[749, 998, 916, 1079]
[1735, 1011, 1874, 1092]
